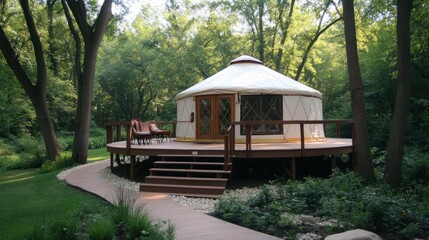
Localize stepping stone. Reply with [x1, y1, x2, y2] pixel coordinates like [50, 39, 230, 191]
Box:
[325, 229, 382, 240]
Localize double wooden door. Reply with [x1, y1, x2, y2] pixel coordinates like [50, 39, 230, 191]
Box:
[196, 95, 235, 140]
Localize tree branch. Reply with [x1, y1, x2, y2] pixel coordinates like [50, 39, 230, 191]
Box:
[20, 0, 46, 91]
[0, 24, 35, 95]
[61, 0, 82, 81]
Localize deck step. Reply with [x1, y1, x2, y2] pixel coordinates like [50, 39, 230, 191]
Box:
[149, 168, 231, 175]
[154, 161, 230, 166]
[140, 183, 226, 196]
[157, 154, 225, 158]
[145, 176, 228, 187]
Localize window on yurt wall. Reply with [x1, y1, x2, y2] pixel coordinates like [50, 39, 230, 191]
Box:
[240, 95, 283, 135]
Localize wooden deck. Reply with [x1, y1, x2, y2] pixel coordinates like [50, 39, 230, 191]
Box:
[107, 138, 354, 158]
[105, 120, 355, 197]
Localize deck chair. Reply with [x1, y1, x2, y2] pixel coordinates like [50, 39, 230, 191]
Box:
[149, 123, 171, 143]
[132, 120, 152, 145]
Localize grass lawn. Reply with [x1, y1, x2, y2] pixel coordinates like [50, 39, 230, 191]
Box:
[0, 149, 111, 240]
[87, 148, 110, 162]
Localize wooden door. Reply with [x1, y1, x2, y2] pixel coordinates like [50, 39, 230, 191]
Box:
[214, 95, 235, 139]
[196, 95, 234, 140]
[196, 96, 214, 139]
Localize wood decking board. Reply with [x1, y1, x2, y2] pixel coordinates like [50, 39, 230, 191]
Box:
[107, 138, 354, 197]
[107, 138, 353, 158]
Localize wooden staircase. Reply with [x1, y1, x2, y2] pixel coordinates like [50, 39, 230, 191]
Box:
[140, 156, 232, 198]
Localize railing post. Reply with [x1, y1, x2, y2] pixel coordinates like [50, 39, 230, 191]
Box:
[300, 123, 305, 157]
[245, 124, 252, 158]
[336, 123, 341, 138]
[116, 126, 122, 141]
[126, 123, 132, 155]
[106, 126, 113, 144]
[172, 123, 176, 138]
[230, 125, 235, 155]
[224, 135, 230, 171]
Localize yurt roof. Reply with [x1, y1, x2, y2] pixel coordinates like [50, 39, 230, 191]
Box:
[175, 55, 322, 100]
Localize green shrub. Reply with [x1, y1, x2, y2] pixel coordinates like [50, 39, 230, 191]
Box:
[0, 139, 18, 168]
[214, 197, 256, 228]
[2, 136, 47, 169]
[57, 136, 74, 151]
[4, 152, 45, 169]
[214, 170, 429, 238]
[88, 218, 115, 240]
[27, 219, 79, 240]
[110, 188, 175, 240]
[24, 188, 175, 240]
[88, 135, 106, 150]
[57, 127, 106, 151]
[403, 147, 429, 184]
[40, 152, 76, 173]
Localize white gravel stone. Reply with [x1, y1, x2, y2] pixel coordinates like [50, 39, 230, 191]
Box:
[296, 233, 323, 240]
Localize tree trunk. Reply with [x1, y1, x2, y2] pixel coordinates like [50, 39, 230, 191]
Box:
[0, 0, 60, 161]
[32, 92, 61, 161]
[257, 0, 265, 63]
[342, 0, 375, 182]
[71, 49, 95, 164]
[47, 0, 59, 76]
[274, 0, 295, 72]
[385, 0, 413, 186]
[65, 0, 113, 164]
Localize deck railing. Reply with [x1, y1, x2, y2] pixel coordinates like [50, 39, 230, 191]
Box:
[105, 120, 353, 177]
[224, 120, 355, 167]
[105, 121, 177, 145]
[105, 121, 177, 161]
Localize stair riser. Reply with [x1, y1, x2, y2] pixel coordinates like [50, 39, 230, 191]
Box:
[150, 171, 229, 178]
[153, 166, 225, 171]
[145, 178, 227, 187]
[154, 162, 226, 166]
[140, 185, 225, 195]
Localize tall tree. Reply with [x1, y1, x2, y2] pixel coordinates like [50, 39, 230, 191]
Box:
[294, 0, 342, 81]
[62, 0, 113, 164]
[272, 0, 295, 72]
[385, 0, 414, 186]
[228, 0, 268, 62]
[0, 0, 60, 161]
[47, 0, 59, 76]
[342, 0, 376, 182]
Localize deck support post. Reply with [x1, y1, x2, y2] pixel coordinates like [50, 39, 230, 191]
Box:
[110, 152, 114, 169]
[331, 155, 337, 169]
[130, 155, 136, 180]
[290, 157, 296, 180]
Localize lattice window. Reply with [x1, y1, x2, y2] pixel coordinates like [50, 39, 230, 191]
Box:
[199, 98, 212, 135]
[240, 95, 283, 135]
[217, 97, 232, 135]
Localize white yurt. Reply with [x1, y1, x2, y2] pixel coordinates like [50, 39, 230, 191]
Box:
[175, 55, 325, 143]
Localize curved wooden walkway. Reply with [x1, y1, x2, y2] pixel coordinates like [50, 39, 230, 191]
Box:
[64, 160, 280, 240]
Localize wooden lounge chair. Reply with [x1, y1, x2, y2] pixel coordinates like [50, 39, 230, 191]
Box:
[132, 120, 152, 145]
[149, 123, 171, 143]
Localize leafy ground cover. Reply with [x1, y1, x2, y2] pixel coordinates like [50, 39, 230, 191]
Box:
[214, 175, 429, 239]
[214, 149, 429, 239]
[0, 128, 107, 170]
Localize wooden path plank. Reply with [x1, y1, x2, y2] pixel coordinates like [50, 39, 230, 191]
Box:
[64, 160, 280, 240]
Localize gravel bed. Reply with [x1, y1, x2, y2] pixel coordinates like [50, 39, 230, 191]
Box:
[57, 160, 109, 181]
